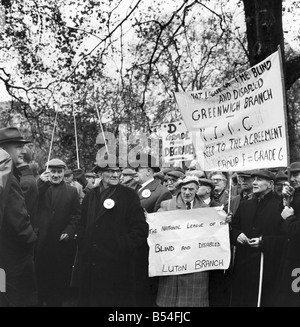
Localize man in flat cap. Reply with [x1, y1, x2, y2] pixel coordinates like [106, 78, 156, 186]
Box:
[130, 153, 172, 307]
[76, 156, 148, 307]
[156, 175, 211, 307]
[35, 158, 81, 307]
[0, 127, 37, 307]
[230, 169, 285, 307]
[279, 162, 300, 306]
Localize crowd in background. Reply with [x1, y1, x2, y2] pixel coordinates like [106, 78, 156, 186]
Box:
[1, 126, 300, 307]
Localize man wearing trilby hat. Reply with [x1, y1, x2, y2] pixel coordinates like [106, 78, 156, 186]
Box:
[0, 127, 37, 307]
[35, 158, 81, 307]
[130, 153, 172, 307]
[76, 155, 148, 307]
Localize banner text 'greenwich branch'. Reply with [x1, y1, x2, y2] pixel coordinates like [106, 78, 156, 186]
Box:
[175, 50, 288, 172]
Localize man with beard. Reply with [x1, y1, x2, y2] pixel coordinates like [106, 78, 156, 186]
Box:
[35, 159, 81, 307]
[0, 127, 37, 307]
[76, 157, 148, 307]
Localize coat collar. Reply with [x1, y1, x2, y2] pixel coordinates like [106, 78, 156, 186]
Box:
[175, 193, 203, 209]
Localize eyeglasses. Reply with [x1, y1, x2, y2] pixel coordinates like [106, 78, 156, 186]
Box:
[212, 178, 224, 183]
[104, 169, 121, 175]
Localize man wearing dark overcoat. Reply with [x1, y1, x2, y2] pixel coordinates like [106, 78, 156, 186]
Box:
[230, 169, 285, 307]
[131, 153, 172, 307]
[35, 158, 80, 307]
[77, 158, 148, 307]
[279, 162, 300, 306]
[0, 127, 37, 307]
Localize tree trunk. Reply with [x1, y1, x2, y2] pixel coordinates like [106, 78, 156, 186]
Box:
[243, 0, 284, 65]
[243, 0, 300, 162]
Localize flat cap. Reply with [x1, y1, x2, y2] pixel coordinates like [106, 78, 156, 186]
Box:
[154, 172, 165, 181]
[251, 169, 275, 181]
[198, 178, 215, 190]
[275, 171, 288, 182]
[167, 170, 185, 180]
[0, 127, 31, 145]
[162, 167, 173, 175]
[289, 162, 300, 173]
[46, 158, 67, 169]
[64, 169, 73, 176]
[122, 168, 136, 176]
[178, 175, 199, 187]
[85, 171, 96, 178]
[237, 170, 254, 178]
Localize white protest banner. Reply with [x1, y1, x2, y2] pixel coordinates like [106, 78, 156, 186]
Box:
[161, 120, 194, 164]
[175, 49, 288, 171]
[147, 207, 230, 277]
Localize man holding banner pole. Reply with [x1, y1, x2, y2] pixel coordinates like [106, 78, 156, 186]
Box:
[230, 169, 285, 307]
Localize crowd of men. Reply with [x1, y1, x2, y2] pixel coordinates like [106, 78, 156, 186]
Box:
[1, 126, 300, 307]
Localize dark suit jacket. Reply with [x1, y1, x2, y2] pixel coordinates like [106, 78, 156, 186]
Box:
[138, 179, 172, 213]
[0, 165, 37, 307]
[18, 165, 39, 228]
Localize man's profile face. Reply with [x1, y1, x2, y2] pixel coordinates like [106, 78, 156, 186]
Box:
[181, 182, 198, 203]
[291, 172, 300, 189]
[49, 168, 65, 184]
[252, 177, 272, 195]
[134, 167, 150, 184]
[2, 142, 26, 165]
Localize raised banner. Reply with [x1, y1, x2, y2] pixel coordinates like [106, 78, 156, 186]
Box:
[146, 207, 230, 277]
[161, 120, 194, 164]
[175, 50, 288, 171]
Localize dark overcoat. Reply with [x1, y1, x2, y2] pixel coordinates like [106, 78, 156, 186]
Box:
[35, 179, 80, 300]
[276, 189, 300, 306]
[230, 192, 285, 307]
[0, 166, 37, 307]
[19, 165, 39, 228]
[135, 179, 172, 306]
[77, 183, 148, 307]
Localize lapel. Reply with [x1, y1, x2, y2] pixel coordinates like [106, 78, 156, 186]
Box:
[96, 184, 121, 221]
[138, 179, 159, 200]
[175, 193, 203, 210]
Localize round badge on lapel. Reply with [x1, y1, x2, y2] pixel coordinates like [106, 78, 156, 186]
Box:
[142, 189, 151, 199]
[104, 199, 115, 209]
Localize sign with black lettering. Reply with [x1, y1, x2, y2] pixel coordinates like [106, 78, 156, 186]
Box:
[161, 120, 194, 163]
[147, 207, 230, 277]
[175, 50, 288, 171]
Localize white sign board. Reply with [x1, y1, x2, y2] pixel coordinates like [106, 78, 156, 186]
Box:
[175, 50, 288, 171]
[161, 120, 194, 164]
[147, 207, 230, 277]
